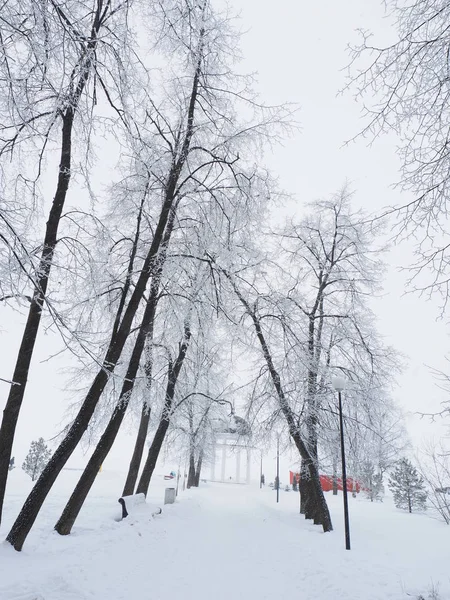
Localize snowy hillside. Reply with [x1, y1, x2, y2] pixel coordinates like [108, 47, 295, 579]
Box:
[0, 472, 449, 600]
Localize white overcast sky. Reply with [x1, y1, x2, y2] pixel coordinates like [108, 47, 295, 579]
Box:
[1, 0, 448, 475]
[235, 0, 449, 443]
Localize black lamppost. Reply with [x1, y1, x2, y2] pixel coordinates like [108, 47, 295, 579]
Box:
[260, 451, 263, 489]
[332, 375, 351, 551]
[276, 436, 280, 503]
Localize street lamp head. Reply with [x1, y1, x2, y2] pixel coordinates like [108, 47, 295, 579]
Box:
[332, 375, 346, 392]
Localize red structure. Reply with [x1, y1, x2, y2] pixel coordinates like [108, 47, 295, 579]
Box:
[289, 471, 361, 493]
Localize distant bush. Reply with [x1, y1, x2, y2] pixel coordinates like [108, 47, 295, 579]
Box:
[22, 438, 51, 481]
[417, 440, 450, 525]
[413, 582, 441, 600]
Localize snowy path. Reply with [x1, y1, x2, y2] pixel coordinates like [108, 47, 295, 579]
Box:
[1, 480, 450, 600]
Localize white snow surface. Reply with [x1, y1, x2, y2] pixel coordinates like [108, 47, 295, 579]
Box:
[1, 470, 449, 600]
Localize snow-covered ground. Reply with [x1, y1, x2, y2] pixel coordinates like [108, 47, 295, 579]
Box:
[0, 470, 449, 600]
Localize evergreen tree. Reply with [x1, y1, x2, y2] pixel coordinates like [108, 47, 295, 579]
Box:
[8, 457, 15, 471]
[388, 458, 427, 513]
[361, 461, 384, 502]
[22, 439, 51, 482]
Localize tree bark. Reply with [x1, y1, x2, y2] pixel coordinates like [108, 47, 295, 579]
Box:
[194, 450, 203, 487]
[136, 326, 191, 497]
[299, 460, 307, 514]
[300, 460, 320, 522]
[187, 452, 196, 489]
[332, 455, 338, 495]
[122, 322, 155, 497]
[122, 403, 152, 497]
[302, 304, 324, 525]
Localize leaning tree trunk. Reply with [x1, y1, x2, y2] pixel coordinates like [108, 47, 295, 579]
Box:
[136, 416, 172, 495]
[122, 402, 152, 497]
[136, 326, 191, 497]
[332, 455, 338, 495]
[0, 111, 72, 523]
[122, 335, 155, 496]
[54, 273, 162, 535]
[6, 45, 203, 549]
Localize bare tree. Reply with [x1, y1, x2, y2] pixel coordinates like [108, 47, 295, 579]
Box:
[121, 337, 155, 497]
[0, 0, 133, 524]
[6, 0, 291, 550]
[53, 203, 176, 535]
[417, 439, 450, 524]
[135, 322, 192, 496]
[54, 223, 223, 533]
[171, 340, 230, 489]
[269, 191, 398, 517]
[346, 0, 450, 309]
[0, 172, 35, 312]
[218, 267, 333, 531]
[5, 0, 204, 550]
[210, 189, 401, 527]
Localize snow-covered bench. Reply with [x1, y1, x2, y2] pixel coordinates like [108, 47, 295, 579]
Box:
[117, 493, 162, 521]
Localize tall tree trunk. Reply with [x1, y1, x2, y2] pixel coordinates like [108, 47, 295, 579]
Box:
[122, 403, 152, 497]
[302, 306, 323, 525]
[299, 460, 307, 514]
[300, 460, 319, 522]
[0, 0, 112, 526]
[194, 450, 204, 487]
[136, 325, 191, 496]
[332, 457, 338, 496]
[54, 271, 162, 536]
[6, 43, 204, 550]
[187, 450, 196, 489]
[252, 305, 331, 530]
[122, 330, 155, 496]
